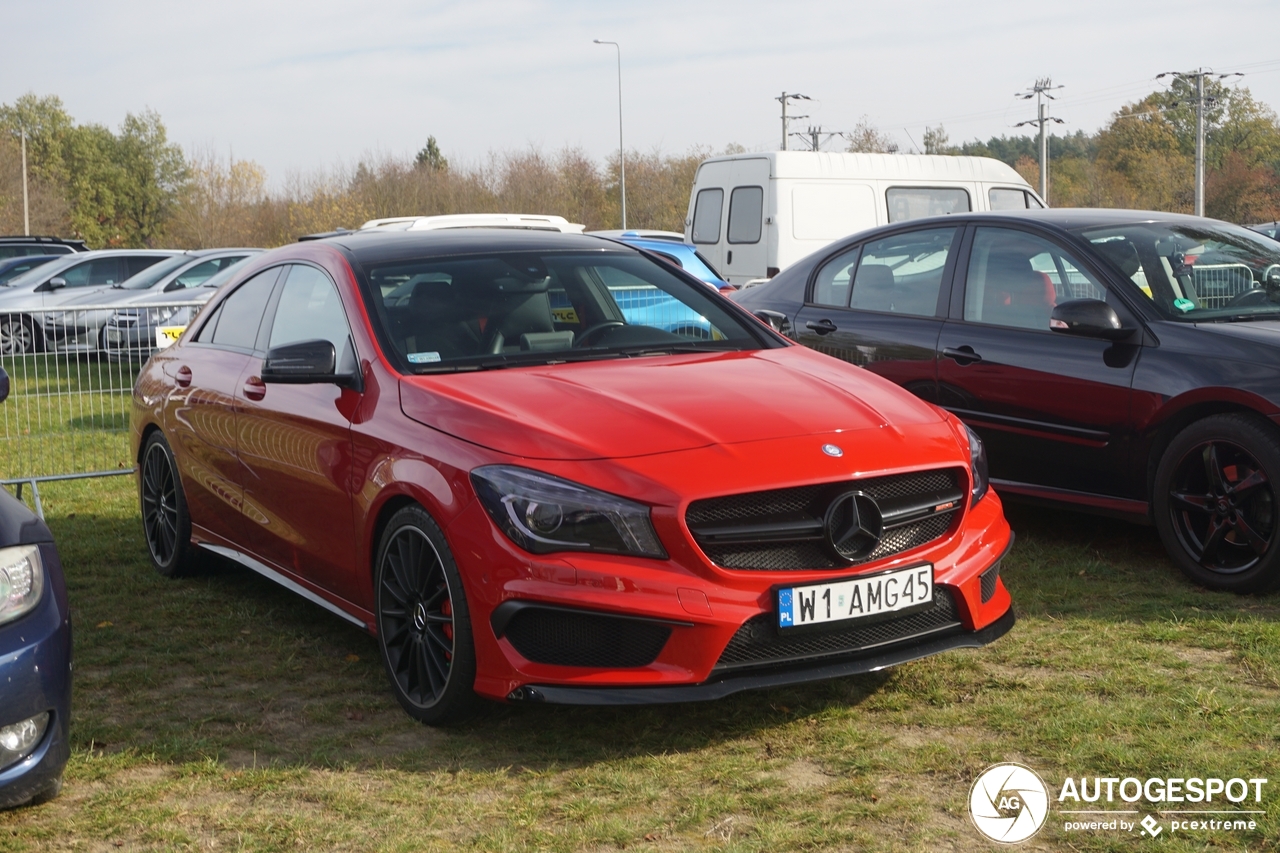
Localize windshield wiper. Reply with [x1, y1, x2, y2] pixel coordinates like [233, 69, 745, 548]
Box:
[411, 350, 630, 373]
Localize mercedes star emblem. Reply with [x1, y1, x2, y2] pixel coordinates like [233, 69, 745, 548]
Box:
[823, 491, 884, 562]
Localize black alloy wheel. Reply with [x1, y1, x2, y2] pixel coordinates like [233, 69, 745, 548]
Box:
[375, 505, 477, 725]
[1155, 413, 1280, 592]
[140, 432, 198, 577]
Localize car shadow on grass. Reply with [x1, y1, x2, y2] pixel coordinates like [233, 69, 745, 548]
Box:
[52, 498, 1278, 777]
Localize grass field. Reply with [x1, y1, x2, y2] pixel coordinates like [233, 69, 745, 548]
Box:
[0, 476, 1277, 852]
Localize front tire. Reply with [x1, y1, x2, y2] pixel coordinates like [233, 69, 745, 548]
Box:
[140, 432, 199, 577]
[0, 316, 39, 355]
[375, 505, 478, 725]
[1154, 413, 1280, 592]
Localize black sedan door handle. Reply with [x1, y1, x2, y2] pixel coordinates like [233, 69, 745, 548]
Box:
[942, 346, 983, 365]
[805, 318, 837, 335]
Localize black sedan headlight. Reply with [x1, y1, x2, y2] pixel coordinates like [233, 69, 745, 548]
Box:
[471, 466, 666, 559]
[967, 426, 989, 506]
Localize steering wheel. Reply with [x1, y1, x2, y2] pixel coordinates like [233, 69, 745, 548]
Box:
[574, 321, 625, 347]
[1226, 288, 1270, 308]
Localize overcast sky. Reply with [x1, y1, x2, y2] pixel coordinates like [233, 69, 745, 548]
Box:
[4, 0, 1279, 181]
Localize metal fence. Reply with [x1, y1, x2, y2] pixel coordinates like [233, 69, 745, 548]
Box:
[0, 301, 203, 516]
[1193, 263, 1255, 309]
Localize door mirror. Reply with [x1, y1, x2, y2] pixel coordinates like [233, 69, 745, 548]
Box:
[753, 309, 791, 336]
[262, 339, 337, 383]
[45, 276, 67, 291]
[1049, 299, 1133, 340]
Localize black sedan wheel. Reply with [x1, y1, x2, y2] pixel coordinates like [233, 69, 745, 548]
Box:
[1154, 414, 1280, 592]
[140, 432, 199, 577]
[375, 505, 477, 725]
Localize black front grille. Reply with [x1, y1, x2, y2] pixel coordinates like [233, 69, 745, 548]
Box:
[686, 469, 964, 571]
[715, 587, 961, 670]
[503, 606, 672, 669]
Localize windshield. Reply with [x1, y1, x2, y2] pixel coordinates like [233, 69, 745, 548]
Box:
[364, 251, 767, 372]
[1074, 221, 1280, 321]
[0, 256, 57, 285]
[120, 255, 191, 290]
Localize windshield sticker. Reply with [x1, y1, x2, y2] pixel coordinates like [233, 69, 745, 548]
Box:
[1173, 298, 1196, 313]
[551, 307, 579, 323]
[407, 352, 442, 364]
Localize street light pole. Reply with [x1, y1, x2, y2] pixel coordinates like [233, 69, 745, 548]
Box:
[20, 127, 29, 236]
[594, 39, 626, 229]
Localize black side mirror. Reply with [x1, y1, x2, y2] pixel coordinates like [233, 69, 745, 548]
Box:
[262, 339, 337, 383]
[753, 309, 791, 336]
[1050, 299, 1134, 340]
[0, 367, 9, 404]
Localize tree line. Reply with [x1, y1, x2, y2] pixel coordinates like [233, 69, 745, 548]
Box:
[1, 82, 1278, 250]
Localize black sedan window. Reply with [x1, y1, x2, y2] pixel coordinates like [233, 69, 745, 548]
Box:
[813, 227, 955, 316]
[1075, 221, 1280, 321]
[964, 228, 1106, 331]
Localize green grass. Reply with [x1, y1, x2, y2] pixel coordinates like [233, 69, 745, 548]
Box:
[0, 478, 1278, 852]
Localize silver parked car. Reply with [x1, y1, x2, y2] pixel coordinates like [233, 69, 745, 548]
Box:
[42, 249, 260, 355]
[0, 250, 179, 354]
[101, 261, 249, 360]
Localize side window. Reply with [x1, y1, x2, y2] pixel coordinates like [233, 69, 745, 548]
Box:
[727, 186, 763, 244]
[61, 258, 121, 287]
[886, 187, 971, 223]
[989, 188, 1028, 210]
[964, 228, 1106, 330]
[691, 188, 724, 244]
[1026, 192, 1045, 209]
[193, 302, 223, 342]
[125, 256, 167, 278]
[172, 258, 240, 290]
[848, 227, 956, 316]
[268, 265, 353, 357]
[210, 268, 280, 349]
[812, 246, 860, 307]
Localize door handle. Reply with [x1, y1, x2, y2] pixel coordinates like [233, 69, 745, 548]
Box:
[243, 375, 266, 401]
[942, 346, 983, 365]
[175, 365, 192, 387]
[726, 250, 733, 265]
[805, 318, 838, 335]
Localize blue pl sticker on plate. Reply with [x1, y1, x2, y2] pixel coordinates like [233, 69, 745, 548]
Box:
[778, 588, 794, 626]
[407, 352, 442, 364]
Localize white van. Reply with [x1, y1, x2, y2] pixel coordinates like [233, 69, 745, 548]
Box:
[359, 214, 585, 233]
[684, 152, 1043, 286]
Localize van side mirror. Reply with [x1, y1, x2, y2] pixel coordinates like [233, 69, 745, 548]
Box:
[1049, 299, 1134, 340]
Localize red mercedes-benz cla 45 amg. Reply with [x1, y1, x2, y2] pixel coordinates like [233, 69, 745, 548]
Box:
[131, 230, 1014, 724]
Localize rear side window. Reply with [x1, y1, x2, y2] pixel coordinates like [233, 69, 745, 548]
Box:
[727, 186, 763, 244]
[811, 246, 860, 307]
[125, 256, 167, 277]
[886, 187, 971, 223]
[691, 188, 724, 244]
[208, 267, 281, 349]
[849, 227, 956, 316]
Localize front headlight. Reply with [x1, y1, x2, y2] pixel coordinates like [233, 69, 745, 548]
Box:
[0, 545, 44, 626]
[966, 426, 989, 506]
[471, 466, 667, 559]
[148, 307, 179, 325]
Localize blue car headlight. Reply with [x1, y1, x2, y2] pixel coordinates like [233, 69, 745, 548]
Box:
[0, 544, 44, 627]
[967, 426, 989, 506]
[471, 466, 666, 559]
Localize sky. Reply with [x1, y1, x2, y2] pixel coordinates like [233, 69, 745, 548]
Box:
[4, 0, 1280, 181]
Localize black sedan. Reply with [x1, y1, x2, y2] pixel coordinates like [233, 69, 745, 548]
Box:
[737, 209, 1280, 593]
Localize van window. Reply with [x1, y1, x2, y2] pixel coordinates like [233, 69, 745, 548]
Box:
[727, 186, 763, 244]
[886, 187, 971, 223]
[691, 189, 724, 244]
[990, 188, 1029, 210]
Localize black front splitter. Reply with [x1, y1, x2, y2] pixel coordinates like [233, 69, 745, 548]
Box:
[511, 606, 1016, 706]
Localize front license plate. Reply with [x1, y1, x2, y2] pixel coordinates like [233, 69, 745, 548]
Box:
[777, 564, 933, 631]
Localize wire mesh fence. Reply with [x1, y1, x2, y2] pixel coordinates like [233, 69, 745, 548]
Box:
[0, 301, 203, 515]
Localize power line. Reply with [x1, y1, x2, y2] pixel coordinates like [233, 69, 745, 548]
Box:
[775, 92, 810, 151]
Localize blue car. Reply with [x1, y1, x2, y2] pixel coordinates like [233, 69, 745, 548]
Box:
[0, 369, 71, 809]
[590, 231, 734, 292]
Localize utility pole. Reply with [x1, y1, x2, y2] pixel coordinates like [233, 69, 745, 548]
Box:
[790, 126, 843, 152]
[1015, 78, 1064, 202]
[1157, 68, 1243, 217]
[20, 127, 29, 236]
[776, 92, 810, 151]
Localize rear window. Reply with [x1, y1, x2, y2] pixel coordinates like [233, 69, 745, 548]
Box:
[727, 186, 763, 244]
[691, 188, 724, 244]
[886, 187, 971, 223]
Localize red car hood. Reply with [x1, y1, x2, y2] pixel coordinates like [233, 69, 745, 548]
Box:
[399, 347, 945, 461]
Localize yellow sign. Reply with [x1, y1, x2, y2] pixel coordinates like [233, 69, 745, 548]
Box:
[551, 307, 579, 323]
[156, 326, 187, 348]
